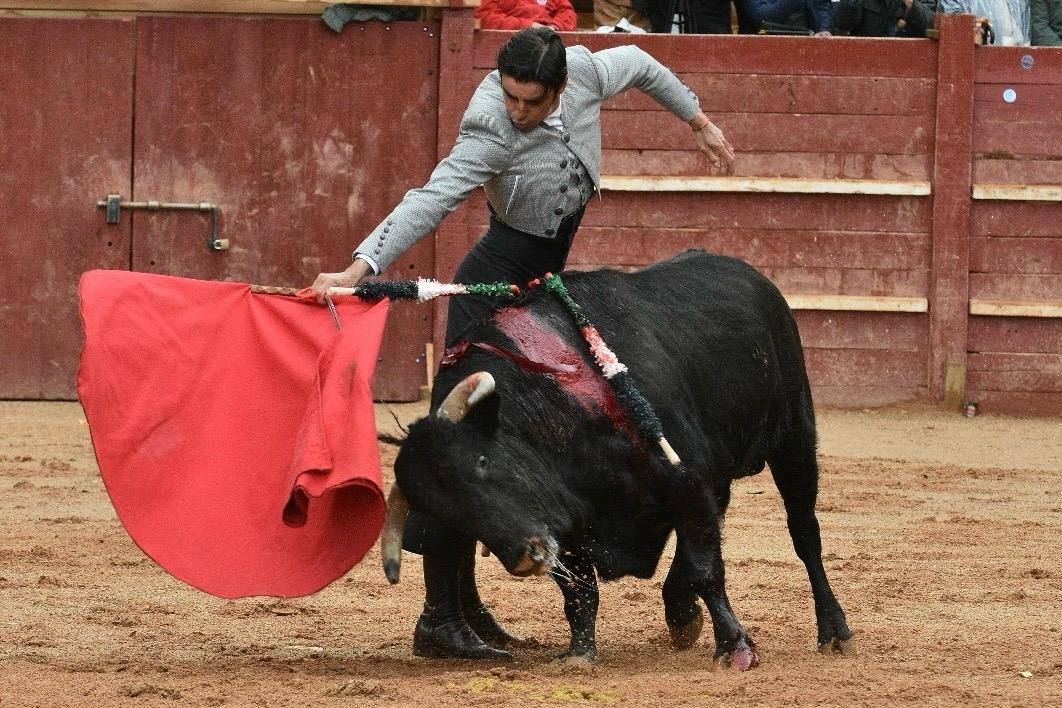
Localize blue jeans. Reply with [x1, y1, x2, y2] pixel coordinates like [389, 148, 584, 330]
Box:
[738, 0, 832, 31]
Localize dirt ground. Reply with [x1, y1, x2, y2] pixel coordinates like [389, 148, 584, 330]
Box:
[0, 400, 1059, 707]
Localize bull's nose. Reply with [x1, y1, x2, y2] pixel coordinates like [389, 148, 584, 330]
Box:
[509, 538, 550, 577]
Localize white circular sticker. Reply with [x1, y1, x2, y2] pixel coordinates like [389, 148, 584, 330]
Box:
[1003, 88, 1017, 103]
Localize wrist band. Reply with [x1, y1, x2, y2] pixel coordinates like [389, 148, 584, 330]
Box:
[692, 117, 711, 132]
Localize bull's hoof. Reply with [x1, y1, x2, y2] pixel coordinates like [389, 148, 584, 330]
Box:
[554, 650, 597, 668]
[712, 639, 760, 672]
[818, 636, 857, 656]
[412, 617, 513, 661]
[667, 607, 704, 650]
[465, 605, 538, 649]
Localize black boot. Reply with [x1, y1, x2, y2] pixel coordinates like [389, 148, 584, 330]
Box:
[459, 550, 532, 648]
[412, 544, 512, 661]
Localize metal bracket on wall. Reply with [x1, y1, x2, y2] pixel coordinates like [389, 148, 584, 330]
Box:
[96, 194, 229, 251]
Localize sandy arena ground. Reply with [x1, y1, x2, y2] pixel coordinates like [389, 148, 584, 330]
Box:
[0, 400, 1060, 706]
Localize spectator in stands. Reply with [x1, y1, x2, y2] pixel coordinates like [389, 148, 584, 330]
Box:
[732, 0, 833, 33]
[832, 0, 937, 36]
[595, 0, 653, 30]
[477, 0, 578, 30]
[1031, 0, 1062, 43]
[645, 0, 735, 34]
[939, 0, 1030, 44]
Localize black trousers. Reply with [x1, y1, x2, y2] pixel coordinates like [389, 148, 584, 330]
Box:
[444, 207, 585, 346]
[404, 205, 586, 555]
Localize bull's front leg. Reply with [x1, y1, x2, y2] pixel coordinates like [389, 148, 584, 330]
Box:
[550, 549, 599, 664]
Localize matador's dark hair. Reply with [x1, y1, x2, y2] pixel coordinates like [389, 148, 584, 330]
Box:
[496, 27, 567, 93]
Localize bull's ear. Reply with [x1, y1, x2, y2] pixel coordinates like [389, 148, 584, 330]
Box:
[463, 390, 500, 438]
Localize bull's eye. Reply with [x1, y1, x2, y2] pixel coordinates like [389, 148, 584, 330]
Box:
[474, 455, 488, 478]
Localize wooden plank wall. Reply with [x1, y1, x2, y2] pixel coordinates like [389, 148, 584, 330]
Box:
[968, 47, 1062, 416]
[0, 18, 134, 398]
[457, 31, 940, 408]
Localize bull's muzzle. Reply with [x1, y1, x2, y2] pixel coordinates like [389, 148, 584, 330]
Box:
[508, 537, 552, 577]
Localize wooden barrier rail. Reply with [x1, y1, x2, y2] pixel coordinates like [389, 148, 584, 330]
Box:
[969, 300, 1062, 318]
[972, 184, 1062, 201]
[784, 295, 929, 313]
[600, 176, 933, 196]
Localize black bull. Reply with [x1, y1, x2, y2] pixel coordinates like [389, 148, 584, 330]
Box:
[382, 250, 854, 667]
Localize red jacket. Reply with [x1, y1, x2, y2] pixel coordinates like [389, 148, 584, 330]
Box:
[476, 0, 578, 31]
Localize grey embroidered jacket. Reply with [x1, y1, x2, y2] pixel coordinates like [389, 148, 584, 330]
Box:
[355, 44, 701, 273]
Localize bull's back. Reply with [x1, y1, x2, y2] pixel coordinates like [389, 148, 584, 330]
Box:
[547, 250, 809, 468]
[558, 250, 802, 375]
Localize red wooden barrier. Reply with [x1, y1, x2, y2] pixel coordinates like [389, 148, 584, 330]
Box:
[430, 20, 1060, 415]
[966, 45, 1062, 416]
[439, 30, 944, 408]
[0, 15, 439, 401]
[0, 18, 133, 399]
[0, 11, 1058, 415]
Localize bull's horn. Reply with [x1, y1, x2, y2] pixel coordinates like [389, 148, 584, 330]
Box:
[437, 372, 495, 423]
[380, 483, 410, 584]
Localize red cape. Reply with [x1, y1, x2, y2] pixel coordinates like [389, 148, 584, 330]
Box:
[78, 270, 389, 598]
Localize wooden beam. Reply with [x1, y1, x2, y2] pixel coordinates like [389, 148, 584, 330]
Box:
[599, 175, 932, 196]
[969, 299, 1062, 318]
[433, 8, 476, 355]
[943, 362, 966, 410]
[972, 184, 1062, 202]
[784, 295, 929, 313]
[927, 13, 975, 402]
[0, 0, 476, 13]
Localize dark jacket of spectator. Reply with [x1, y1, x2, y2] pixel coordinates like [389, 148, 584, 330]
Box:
[476, 0, 578, 30]
[1031, 0, 1062, 44]
[833, 0, 936, 36]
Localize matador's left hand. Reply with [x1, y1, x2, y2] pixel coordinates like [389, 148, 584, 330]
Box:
[690, 116, 736, 175]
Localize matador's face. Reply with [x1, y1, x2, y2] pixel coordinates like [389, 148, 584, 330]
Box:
[500, 75, 563, 133]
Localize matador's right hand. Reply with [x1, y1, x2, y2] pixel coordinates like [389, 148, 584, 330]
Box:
[308, 259, 372, 304]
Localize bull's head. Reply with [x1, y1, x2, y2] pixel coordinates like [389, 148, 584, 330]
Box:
[381, 371, 573, 583]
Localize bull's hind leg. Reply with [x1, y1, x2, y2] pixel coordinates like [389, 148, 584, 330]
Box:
[662, 540, 703, 649]
[768, 424, 855, 655]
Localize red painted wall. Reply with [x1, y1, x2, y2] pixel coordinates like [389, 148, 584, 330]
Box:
[0, 12, 1058, 414]
[967, 48, 1062, 416]
[0, 15, 438, 401]
[0, 18, 133, 399]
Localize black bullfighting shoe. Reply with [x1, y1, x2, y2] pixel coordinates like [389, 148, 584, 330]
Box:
[412, 606, 513, 661]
